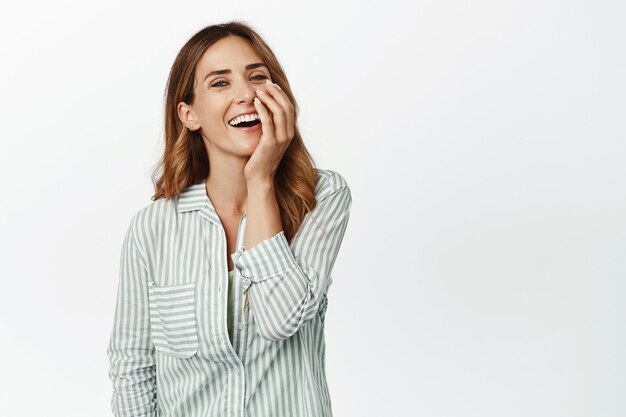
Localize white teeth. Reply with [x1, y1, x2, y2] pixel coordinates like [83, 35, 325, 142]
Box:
[229, 113, 260, 126]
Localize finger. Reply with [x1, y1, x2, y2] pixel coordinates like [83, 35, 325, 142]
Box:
[264, 81, 295, 141]
[253, 95, 274, 142]
[265, 81, 294, 115]
[264, 82, 295, 143]
[256, 88, 287, 143]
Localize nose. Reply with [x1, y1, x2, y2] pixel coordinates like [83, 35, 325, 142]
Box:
[234, 78, 257, 104]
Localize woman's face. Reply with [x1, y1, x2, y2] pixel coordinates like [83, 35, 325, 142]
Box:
[178, 35, 272, 157]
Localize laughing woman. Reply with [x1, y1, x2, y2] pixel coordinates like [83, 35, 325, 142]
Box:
[106, 21, 352, 417]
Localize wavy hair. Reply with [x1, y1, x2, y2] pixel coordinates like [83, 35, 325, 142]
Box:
[150, 20, 319, 243]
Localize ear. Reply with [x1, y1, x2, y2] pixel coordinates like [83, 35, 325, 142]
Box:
[177, 101, 200, 131]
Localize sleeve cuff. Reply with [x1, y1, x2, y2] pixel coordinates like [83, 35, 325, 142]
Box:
[230, 230, 298, 283]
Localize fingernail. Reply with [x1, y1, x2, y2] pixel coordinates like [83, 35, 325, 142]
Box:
[273, 83, 281, 90]
[254, 97, 261, 105]
[256, 89, 266, 95]
[266, 79, 272, 85]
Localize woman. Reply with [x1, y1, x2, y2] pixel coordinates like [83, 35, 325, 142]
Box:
[106, 21, 352, 417]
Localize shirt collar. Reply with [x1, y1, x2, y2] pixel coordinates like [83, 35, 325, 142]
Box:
[176, 179, 209, 213]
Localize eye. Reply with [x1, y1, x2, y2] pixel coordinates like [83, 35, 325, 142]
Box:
[211, 74, 268, 88]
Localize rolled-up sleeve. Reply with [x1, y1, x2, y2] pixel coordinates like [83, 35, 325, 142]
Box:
[231, 174, 352, 341]
[107, 216, 159, 417]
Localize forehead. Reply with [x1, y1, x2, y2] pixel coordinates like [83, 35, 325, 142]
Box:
[197, 36, 264, 75]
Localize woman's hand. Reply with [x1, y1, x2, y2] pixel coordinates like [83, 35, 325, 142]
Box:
[243, 79, 295, 182]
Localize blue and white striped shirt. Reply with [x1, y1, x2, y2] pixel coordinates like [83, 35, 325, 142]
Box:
[107, 168, 352, 417]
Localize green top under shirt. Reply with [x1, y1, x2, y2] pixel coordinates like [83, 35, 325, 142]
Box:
[227, 269, 235, 344]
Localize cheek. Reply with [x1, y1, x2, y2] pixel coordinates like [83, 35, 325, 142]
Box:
[197, 96, 227, 120]
[212, 101, 231, 124]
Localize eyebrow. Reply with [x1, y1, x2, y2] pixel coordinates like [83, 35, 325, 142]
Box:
[203, 63, 268, 83]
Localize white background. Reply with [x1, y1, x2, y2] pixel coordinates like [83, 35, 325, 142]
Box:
[0, 1, 624, 416]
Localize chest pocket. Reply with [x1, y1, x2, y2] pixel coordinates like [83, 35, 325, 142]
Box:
[147, 281, 199, 358]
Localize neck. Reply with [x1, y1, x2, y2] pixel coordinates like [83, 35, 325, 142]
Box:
[203, 144, 248, 216]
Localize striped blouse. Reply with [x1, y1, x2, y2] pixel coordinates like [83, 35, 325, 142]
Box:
[107, 168, 352, 417]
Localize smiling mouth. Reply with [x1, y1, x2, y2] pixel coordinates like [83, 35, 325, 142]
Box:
[230, 119, 261, 128]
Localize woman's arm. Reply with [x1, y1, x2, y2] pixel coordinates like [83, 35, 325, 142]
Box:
[243, 177, 283, 252]
[107, 217, 158, 417]
[232, 171, 352, 341]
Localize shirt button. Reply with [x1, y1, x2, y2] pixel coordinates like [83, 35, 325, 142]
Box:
[237, 323, 244, 330]
[234, 368, 240, 374]
[243, 278, 252, 286]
